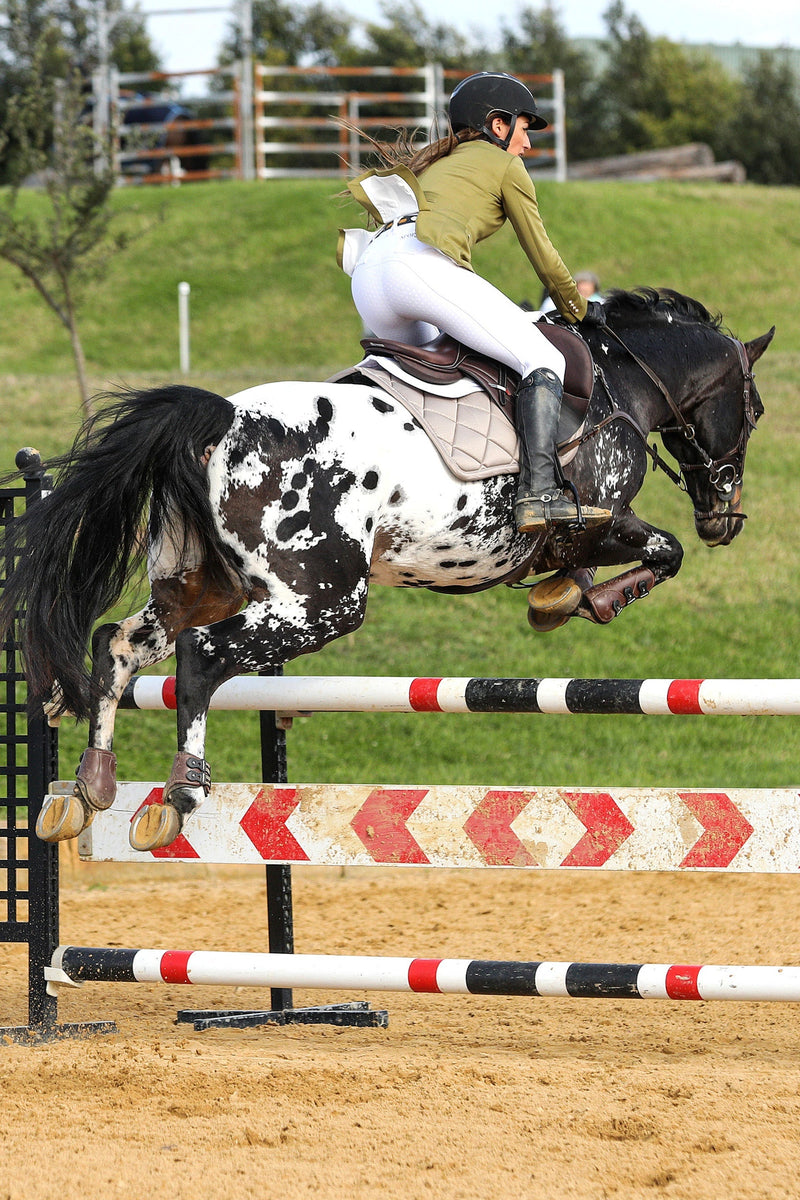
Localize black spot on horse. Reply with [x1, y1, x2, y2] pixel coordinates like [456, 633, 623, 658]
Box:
[449, 516, 469, 530]
[362, 471, 379, 490]
[403, 422, 416, 432]
[281, 491, 299, 510]
[366, 517, 374, 533]
[316, 396, 334, 424]
[276, 511, 310, 541]
[312, 397, 333, 439]
[224, 412, 267, 472]
[371, 396, 394, 414]
[291, 472, 307, 489]
[266, 418, 286, 441]
[457, 495, 468, 510]
[390, 489, 404, 505]
[439, 560, 458, 569]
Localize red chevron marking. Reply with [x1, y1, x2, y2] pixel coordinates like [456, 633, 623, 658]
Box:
[560, 791, 635, 867]
[463, 790, 538, 866]
[679, 791, 754, 868]
[350, 789, 430, 863]
[240, 786, 310, 862]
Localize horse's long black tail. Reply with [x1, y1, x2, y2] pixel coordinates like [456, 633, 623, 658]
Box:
[0, 384, 237, 720]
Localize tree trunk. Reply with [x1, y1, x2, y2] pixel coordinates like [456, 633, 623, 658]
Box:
[62, 279, 93, 420]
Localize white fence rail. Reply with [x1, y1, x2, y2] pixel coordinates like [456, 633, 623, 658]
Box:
[91, 63, 567, 185]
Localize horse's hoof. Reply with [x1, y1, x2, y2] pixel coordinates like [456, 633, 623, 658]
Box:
[129, 802, 183, 852]
[527, 575, 583, 617]
[35, 792, 93, 842]
[527, 606, 571, 633]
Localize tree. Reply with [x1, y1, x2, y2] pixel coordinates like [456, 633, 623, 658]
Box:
[717, 51, 800, 185]
[584, 2, 741, 160]
[0, 0, 162, 184]
[0, 60, 131, 414]
[220, 0, 355, 67]
[500, 3, 598, 160]
[347, 1, 484, 71]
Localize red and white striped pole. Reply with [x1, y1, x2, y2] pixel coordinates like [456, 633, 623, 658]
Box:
[119, 675, 800, 716]
[47, 946, 800, 1003]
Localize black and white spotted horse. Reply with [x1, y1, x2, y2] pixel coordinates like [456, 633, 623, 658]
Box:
[0, 289, 773, 851]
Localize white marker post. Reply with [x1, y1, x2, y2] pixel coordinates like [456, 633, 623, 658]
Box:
[178, 281, 191, 373]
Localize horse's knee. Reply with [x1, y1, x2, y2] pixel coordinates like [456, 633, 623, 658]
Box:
[643, 531, 683, 579]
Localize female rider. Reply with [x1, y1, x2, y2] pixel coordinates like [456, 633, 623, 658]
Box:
[338, 71, 610, 534]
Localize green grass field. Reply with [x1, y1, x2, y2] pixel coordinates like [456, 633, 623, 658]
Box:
[2, 177, 798, 793]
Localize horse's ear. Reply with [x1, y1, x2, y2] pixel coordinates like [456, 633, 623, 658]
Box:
[744, 327, 775, 366]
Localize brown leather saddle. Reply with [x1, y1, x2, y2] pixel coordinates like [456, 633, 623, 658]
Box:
[360, 322, 595, 421]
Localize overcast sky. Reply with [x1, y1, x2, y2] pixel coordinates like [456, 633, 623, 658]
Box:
[136, 0, 799, 77]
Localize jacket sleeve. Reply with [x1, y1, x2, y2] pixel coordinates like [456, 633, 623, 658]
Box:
[500, 157, 587, 324]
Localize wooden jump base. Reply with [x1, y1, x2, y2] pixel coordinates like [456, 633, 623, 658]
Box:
[119, 674, 800, 716]
[47, 946, 800, 1004]
[65, 780, 796, 872]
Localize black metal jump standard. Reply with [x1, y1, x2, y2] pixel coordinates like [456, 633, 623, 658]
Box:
[0, 451, 113, 1041]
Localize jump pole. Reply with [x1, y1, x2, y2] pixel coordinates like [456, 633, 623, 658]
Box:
[47, 947, 800, 1005]
[119, 674, 800, 716]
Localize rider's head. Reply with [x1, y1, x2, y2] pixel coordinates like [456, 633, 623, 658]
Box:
[448, 72, 548, 152]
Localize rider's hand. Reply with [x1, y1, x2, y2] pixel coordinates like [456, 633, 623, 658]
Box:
[580, 300, 607, 326]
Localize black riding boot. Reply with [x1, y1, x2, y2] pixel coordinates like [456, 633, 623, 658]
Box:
[514, 368, 612, 534]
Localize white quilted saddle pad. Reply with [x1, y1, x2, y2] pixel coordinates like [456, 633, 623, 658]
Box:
[330, 358, 583, 482]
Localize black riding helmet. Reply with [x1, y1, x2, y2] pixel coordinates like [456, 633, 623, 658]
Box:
[448, 72, 548, 151]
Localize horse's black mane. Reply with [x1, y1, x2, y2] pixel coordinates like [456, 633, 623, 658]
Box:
[602, 287, 725, 331]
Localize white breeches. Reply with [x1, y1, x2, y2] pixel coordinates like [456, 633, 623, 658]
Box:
[351, 223, 566, 382]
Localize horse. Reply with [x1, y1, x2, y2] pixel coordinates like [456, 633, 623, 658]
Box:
[0, 288, 773, 853]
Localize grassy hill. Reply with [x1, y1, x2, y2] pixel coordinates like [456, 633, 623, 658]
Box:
[1, 178, 798, 793]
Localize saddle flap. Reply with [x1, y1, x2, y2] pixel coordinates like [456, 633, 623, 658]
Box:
[538, 323, 595, 402]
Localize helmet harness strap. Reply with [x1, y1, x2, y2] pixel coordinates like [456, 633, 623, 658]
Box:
[481, 112, 517, 151]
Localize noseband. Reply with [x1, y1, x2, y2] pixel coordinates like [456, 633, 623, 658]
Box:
[603, 328, 757, 523]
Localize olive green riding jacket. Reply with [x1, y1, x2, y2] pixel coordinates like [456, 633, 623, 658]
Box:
[338, 139, 587, 324]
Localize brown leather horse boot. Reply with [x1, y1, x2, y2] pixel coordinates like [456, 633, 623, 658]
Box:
[514, 368, 612, 533]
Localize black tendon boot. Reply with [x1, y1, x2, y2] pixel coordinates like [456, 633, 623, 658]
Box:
[514, 368, 612, 534]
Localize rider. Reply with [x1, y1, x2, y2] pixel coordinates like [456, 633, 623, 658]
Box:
[337, 71, 611, 534]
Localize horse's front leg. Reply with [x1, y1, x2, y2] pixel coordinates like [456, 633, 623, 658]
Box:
[527, 510, 684, 631]
[571, 509, 684, 625]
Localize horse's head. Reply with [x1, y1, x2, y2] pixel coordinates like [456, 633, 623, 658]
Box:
[603, 289, 774, 548]
[663, 324, 773, 547]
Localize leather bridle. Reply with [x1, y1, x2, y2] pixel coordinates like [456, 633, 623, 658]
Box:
[597, 327, 759, 522]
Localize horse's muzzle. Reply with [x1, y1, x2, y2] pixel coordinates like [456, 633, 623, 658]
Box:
[694, 486, 745, 547]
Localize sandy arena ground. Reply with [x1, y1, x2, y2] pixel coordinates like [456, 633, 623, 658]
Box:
[2, 852, 800, 1199]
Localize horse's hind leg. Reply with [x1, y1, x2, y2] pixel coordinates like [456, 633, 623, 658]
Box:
[129, 585, 369, 851]
[37, 571, 244, 843]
